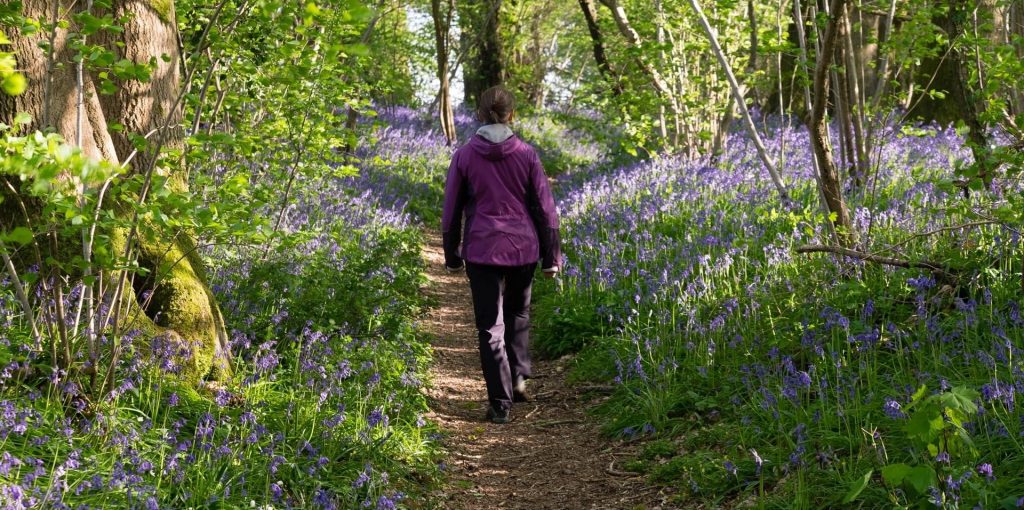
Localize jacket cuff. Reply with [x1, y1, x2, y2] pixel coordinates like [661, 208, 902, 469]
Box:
[441, 230, 463, 270]
[538, 227, 561, 271]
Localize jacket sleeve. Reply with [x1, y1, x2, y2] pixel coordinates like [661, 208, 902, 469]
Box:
[441, 153, 466, 269]
[526, 152, 561, 270]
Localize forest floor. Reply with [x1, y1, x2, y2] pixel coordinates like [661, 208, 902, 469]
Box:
[420, 231, 674, 510]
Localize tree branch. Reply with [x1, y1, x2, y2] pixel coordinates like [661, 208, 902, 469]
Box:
[795, 244, 957, 280]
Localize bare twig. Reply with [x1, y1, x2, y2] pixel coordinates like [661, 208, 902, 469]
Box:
[881, 220, 1000, 254]
[575, 385, 615, 394]
[606, 460, 640, 477]
[524, 404, 541, 419]
[533, 419, 582, 428]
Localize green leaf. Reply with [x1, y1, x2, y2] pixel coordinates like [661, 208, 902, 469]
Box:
[14, 111, 31, 125]
[2, 73, 26, 95]
[881, 463, 910, 486]
[904, 465, 936, 495]
[1001, 496, 1024, 509]
[905, 408, 941, 442]
[345, 43, 370, 57]
[841, 470, 872, 503]
[3, 226, 34, 246]
[946, 386, 980, 414]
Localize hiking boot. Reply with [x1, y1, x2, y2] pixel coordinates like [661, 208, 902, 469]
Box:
[486, 405, 510, 424]
[513, 376, 530, 403]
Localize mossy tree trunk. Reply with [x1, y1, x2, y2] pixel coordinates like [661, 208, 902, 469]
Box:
[1, 0, 231, 382]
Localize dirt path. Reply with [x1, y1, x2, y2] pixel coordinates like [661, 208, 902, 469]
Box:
[420, 231, 671, 510]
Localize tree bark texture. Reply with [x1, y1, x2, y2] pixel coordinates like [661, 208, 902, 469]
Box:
[809, 0, 856, 247]
[1, 0, 231, 381]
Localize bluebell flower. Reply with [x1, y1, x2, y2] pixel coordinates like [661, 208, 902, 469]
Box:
[353, 464, 372, 489]
[977, 463, 995, 481]
[883, 398, 906, 419]
[367, 409, 388, 428]
[376, 492, 405, 510]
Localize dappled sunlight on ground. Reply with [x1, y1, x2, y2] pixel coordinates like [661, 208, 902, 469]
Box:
[420, 232, 675, 509]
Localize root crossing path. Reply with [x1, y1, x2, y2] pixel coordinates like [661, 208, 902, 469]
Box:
[421, 231, 671, 509]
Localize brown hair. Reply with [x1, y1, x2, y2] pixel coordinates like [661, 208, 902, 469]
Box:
[477, 85, 516, 124]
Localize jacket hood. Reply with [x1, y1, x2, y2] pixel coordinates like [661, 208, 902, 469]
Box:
[471, 124, 521, 161]
[477, 123, 514, 143]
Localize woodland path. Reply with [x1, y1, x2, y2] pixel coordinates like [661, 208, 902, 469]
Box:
[421, 231, 673, 509]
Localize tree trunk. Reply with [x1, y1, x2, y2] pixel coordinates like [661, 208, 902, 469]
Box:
[1009, 2, 1024, 116]
[809, 0, 856, 247]
[933, 0, 993, 188]
[528, 12, 547, 108]
[711, 104, 735, 158]
[431, 0, 457, 144]
[460, 0, 504, 106]
[655, 0, 668, 141]
[578, 0, 622, 96]
[841, 4, 869, 185]
[1, 0, 232, 382]
[870, 0, 897, 108]
[746, 0, 760, 107]
[791, 0, 834, 231]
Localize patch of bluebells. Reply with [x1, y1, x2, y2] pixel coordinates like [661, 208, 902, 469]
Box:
[534, 118, 1024, 505]
[0, 106, 447, 508]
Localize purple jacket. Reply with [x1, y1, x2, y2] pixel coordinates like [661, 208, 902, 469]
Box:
[442, 130, 561, 269]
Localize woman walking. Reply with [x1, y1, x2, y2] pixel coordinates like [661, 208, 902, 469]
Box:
[441, 86, 561, 424]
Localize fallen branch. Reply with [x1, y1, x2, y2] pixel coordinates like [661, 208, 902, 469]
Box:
[795, 244, 957, 280]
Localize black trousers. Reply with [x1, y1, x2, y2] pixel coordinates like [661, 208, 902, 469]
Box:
[465, 262, 537, 411]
